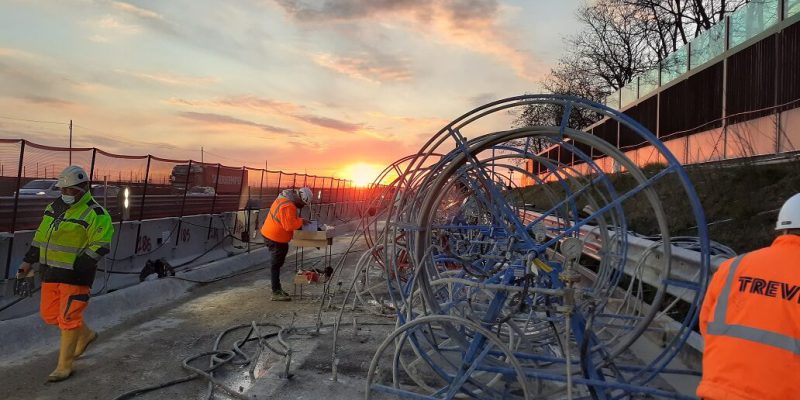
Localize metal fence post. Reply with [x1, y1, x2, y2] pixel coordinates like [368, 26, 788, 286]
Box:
[259, 168, 265, 205]
[134, 155, 152, 256]
[207, 163, 221, 231]
[774, 18, 782, 154]
[348, 181, 355, 217]
[326, 177, 335, 219]
[179, 160, 192, 220]
[349, 181, 358, 216]
[4, 140, 26, 278]
[340, 180, 346, 218]
[346, 180, 353, 217]
[89, 148, 97, 182]
[210, 163, 222, 215]
[353, 181, 364, 217]
[342, 179, 348, 216]
[334, 179, 342, 218]
[237, 167, 247, 211]
[207, 163, 222, 240]
[9, 140, 26, 234]
[175, 159, 192, 250]
[328, 177, 337, 218]
[328, 178, 339, 219]
[308, 175, 318, 220]
[139, 155, 152, 221]
[232, 166, 247, 244]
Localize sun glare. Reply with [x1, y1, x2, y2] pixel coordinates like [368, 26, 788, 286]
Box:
[342, 162, 383, 187]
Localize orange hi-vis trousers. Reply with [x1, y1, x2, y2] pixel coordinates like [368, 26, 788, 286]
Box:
[40, 282, 90, 330]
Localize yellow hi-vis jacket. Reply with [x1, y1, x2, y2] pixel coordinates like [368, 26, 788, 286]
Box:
[26, 191, 114, 286]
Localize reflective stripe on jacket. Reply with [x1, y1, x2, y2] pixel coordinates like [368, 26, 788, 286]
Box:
[697, 234, 800, 400]
[31, 191, 114, 271]
[260, 196, 302, 243]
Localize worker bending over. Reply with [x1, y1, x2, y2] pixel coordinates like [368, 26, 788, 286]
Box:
[260, 187, 312, 301]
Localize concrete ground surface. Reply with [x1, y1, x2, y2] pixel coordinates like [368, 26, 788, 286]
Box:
[0, 227, 692, 400]
[0, 232, 393, 400]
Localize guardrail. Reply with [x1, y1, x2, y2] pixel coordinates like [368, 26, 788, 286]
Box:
[521, 209, 730, 360]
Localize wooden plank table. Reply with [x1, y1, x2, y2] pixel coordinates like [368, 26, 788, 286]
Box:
[290, 228, 335, 297]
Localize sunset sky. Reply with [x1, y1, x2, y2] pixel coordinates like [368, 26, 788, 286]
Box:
[0, 0, 581, 180]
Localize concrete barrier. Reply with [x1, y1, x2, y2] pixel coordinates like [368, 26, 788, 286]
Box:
[0, 216, 363, 362]
[0, 247, 268, 362]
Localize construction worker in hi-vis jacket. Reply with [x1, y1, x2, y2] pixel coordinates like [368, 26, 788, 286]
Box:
[17, 165, 114, 382]
[259, 187, 311, 301]
[697, 193, 800, 399]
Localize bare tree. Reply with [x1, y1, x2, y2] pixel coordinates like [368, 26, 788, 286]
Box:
[515, 0, 653, 131]
[624, 0, 750, 60]
[513, 54, 609, 131]
[515, 0, 752, 133]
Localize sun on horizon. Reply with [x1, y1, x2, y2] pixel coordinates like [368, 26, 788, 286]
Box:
[340, 162, 386, 187]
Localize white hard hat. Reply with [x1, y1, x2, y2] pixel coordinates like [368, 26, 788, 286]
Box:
[55, 165, 89, 188]
[297, 187, 313, 205]
[776, 193, 800, 231]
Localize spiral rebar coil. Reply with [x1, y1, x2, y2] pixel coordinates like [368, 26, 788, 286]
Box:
[359, 95, 710, 400]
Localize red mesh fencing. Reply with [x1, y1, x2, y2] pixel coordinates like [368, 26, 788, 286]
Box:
[1, 140, 370, 233]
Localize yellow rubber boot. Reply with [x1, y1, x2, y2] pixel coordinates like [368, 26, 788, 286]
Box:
[48, 329, 79, 382]
[74, 323, 97, 358]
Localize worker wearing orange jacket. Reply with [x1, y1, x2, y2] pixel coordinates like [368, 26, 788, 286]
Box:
[260, 187, 312, 301]
[697, 193, 800, 400]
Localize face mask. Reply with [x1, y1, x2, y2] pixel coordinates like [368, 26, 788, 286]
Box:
[60, 188, 84, 205]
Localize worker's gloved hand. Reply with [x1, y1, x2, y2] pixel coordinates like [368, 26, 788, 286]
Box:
[14, 264, 35, 298]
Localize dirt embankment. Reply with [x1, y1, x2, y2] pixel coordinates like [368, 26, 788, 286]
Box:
[512, 158, 800, 254]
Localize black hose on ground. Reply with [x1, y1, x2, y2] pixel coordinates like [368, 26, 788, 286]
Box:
[111, 327, 279, 400]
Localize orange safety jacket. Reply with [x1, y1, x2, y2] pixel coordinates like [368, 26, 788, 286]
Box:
[260, 196, 302, 243]
[697, 234, 800, 400]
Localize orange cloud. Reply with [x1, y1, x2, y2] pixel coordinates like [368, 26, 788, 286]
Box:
[0, 48, 39, 59]
[111, 1, 164, 21]
[96, 15, 141, 34]
[114, 69, 218, 87]
[425, 7, 542, 81]
[274, 0, 543, 81]
[177, 111, 297, 136]
[168, 95, 364, 133]
[216, 96, 306, 114]
[270, 135, 421, 175]
[21, 96, 75, 108]
[310, 52, 413, 83]
[90, 2, 175, 42]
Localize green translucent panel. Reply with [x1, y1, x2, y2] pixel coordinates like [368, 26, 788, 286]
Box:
[661, 47, 688, 85]
[638, 68, 660, 97]
[788, 0, 800, 18]
[729, 0, 779, 49]
[690, 21, 726, 69]
[606, 90, 620, 110]
[621, 77, 638, 108]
